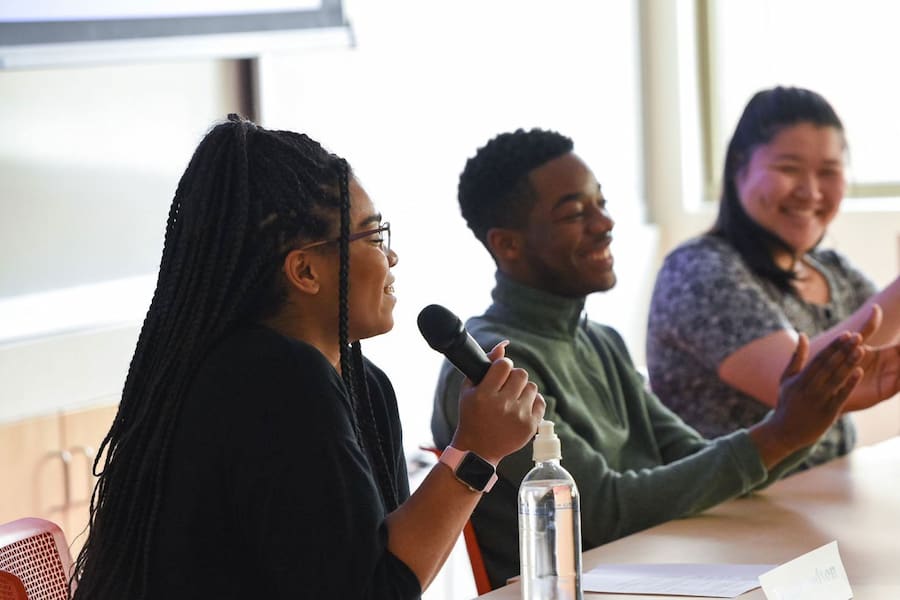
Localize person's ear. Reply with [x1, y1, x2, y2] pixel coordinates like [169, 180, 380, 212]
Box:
[282, 249, 320, 295]
[486, 227, 523, 263]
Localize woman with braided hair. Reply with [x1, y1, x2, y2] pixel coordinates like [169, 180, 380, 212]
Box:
[71, 115, 544, 600]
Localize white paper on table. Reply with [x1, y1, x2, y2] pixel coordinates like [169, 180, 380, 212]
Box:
[758, 541, 852, 600]
[583, 563, 776, 597]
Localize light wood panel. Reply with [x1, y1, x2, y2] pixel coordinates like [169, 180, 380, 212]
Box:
[59, 404, 118, 557]
[0, 414, 67, 528]
[0, 403, 118, 560]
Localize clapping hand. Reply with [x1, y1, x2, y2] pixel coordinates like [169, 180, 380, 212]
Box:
[750, 332, 864, 467]
[853, 305, 900, 406]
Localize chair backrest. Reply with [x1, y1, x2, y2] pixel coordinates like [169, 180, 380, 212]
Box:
[420, 446, 493, 595]
[0, 518, 74, 600]
[0, 570, 28, 600]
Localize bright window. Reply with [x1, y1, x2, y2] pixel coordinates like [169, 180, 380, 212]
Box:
[701, 0, 900, 197]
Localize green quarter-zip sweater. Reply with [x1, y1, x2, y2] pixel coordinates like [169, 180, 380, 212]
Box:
[431, 272, 807, 589]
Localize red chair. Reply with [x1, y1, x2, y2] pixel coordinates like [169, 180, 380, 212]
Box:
[0, 518, 74, 600]
[0, 570, 28, 600]
[420, 446, 493, 595]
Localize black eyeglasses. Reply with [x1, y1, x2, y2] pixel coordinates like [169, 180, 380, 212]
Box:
[299, 222, 391, 254]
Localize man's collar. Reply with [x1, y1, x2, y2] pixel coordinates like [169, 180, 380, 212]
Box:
[488, 271, 586, 338]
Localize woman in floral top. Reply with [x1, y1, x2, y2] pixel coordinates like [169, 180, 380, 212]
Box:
[647, 86, 900, 471]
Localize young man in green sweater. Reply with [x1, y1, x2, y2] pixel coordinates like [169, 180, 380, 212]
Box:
[430, 128, 868, 589]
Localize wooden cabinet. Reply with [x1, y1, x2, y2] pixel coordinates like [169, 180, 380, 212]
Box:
[0, 412, 64, 528]
[0, 403, 118, 558]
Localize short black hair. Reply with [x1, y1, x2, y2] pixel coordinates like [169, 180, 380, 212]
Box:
[458, 128, 573, 251]
[712, 86, 845, 293]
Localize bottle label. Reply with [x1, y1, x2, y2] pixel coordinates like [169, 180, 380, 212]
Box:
[519, 484, 575, 515]
[553, 485, 574, 511]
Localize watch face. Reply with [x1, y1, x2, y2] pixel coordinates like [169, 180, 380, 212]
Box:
[457, 452, 495, 490]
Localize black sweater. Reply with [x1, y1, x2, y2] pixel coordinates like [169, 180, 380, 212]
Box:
[148, 325, 420, 599]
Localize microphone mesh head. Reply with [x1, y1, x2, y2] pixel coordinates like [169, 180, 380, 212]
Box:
[417, 304, 463, 352]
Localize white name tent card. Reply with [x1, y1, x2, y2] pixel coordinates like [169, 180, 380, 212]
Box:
[758, 541, 852, 600]
[583, 562, 776, 597]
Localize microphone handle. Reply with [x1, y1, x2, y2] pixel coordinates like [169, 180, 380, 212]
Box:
[447, 333, 492, 384]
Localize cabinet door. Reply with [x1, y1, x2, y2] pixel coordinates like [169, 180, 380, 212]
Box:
[59, 403, 119, 557]
[0, 414, 68, 528]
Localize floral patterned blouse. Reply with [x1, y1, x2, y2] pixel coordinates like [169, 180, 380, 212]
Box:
[647, 234, 876, 471]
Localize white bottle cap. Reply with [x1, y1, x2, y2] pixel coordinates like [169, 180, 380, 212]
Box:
[532, 419, 561, 462]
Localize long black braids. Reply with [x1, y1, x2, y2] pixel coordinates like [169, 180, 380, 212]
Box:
[335, 159, 399, 510]
[71, 115, 396, 599]
[338, 158, 355, 394]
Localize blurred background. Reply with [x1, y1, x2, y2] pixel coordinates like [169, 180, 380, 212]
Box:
[1, 1, 898, 597]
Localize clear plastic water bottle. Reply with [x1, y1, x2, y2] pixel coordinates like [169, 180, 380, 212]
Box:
[518, 420, 583, 600]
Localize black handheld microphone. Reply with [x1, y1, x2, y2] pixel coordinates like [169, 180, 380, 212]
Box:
[417, 304, 492, 384]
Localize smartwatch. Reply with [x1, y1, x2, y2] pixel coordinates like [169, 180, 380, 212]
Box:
[440, 446, 498, 493]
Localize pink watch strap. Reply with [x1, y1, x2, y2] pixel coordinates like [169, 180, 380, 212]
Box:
[439, 446, 499, 493]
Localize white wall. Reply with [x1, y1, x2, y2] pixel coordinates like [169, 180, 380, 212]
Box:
[256, 0, 646, 461]
[0, 60, 245, 422]
[0, 61, 242, 296]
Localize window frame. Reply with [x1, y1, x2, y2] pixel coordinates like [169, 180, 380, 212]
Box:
[694, 0, 900, 201]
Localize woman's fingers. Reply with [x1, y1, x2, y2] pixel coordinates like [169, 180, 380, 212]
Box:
[499, 367, 530, 405]
[531, 392, 546, 422]
[874, 345, 900, 399]
[456, 349, 544, 462]
[476, 356, 514, 391]
[486, 340, 510, 361]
